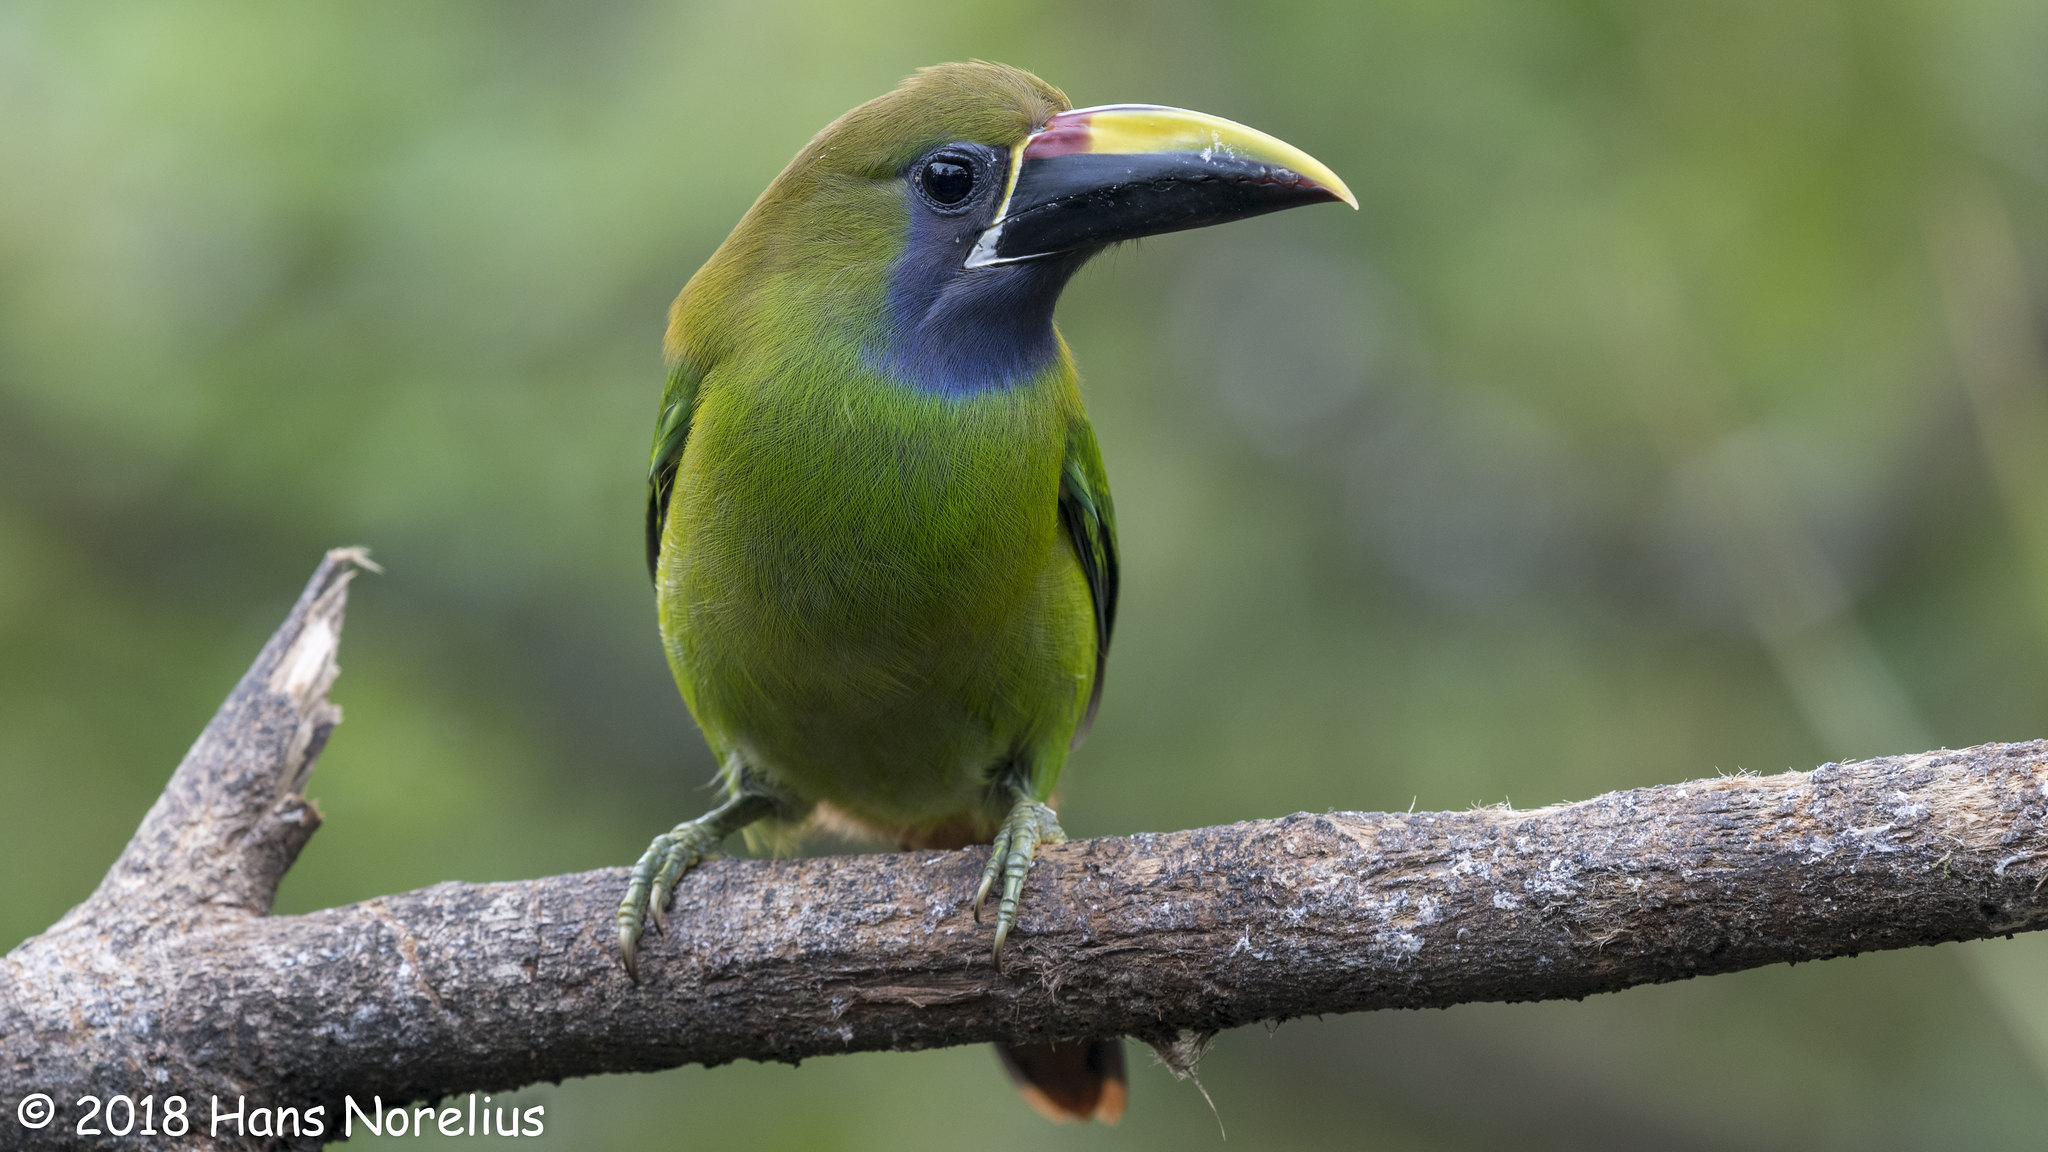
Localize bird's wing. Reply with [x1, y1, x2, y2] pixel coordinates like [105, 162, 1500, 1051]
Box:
[645, 358, 703, 581]
[1058, 417, 1120, 745]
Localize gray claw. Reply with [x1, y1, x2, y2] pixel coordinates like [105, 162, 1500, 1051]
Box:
[975, 800, 1064, 968]
[613, 785, 780, 981]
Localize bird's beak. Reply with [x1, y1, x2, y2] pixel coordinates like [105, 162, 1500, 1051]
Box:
[964, 104, 1357, 269]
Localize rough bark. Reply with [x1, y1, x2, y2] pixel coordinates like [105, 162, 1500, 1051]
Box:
[6, 550, 2048, 1150]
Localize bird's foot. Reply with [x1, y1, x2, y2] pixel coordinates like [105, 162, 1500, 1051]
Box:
[617, 789, 774, 981]
[974, 798, 1066, 969]
[617, 820, 723, 980]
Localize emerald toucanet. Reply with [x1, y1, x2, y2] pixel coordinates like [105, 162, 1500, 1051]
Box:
[618, 62, 1353, 1122]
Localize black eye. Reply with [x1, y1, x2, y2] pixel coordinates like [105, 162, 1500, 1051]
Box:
[919, 156, 976, 206]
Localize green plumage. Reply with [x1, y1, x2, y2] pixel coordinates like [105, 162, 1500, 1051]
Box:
[644, 63, 1117, 844]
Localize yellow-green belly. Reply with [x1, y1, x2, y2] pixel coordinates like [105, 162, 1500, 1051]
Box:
[654, 367, 1095, 835]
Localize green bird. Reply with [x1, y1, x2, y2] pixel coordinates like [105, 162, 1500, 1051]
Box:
[619, 62, 1353, 1122]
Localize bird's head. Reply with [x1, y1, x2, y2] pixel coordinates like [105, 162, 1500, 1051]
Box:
[671, 62, 1355, 395]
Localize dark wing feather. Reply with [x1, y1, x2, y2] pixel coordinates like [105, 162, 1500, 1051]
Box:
[645, 359, 703, 581]
[1058, 419, 1119, 745]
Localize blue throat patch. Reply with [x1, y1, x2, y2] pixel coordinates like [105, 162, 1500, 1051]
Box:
[875, 203, 1087, 397]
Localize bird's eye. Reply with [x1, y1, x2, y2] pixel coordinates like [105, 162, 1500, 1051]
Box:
[919, 156, 976, 207]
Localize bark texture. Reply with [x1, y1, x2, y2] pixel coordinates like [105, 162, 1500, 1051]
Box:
[6, 550, 2048, 1150]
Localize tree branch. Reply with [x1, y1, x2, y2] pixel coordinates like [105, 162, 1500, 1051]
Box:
[6, 551, 2047, 1150]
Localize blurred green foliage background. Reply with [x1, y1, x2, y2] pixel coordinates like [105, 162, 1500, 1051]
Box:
[6, 0, 2048, 1147]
